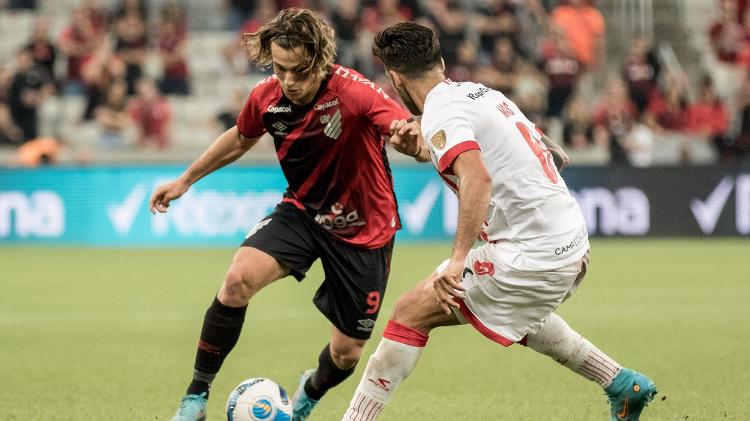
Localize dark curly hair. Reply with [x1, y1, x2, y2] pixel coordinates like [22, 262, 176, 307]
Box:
[373, 22, 442, 77]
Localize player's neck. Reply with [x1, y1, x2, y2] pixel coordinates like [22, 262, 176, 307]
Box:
[409, 72, 445, 114]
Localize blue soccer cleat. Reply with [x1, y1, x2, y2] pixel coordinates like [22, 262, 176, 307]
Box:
[291, 369, 320, 421]
[605, 368, 657, 421]
[170, 392, 208, 421]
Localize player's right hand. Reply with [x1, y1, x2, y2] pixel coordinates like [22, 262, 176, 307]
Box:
[388, 119, 421, 156]
[433, 259, 467, 315]
[149, 179, 190, 214]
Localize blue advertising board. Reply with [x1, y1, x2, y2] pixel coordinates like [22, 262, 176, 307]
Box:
[0, 165, 748, 245]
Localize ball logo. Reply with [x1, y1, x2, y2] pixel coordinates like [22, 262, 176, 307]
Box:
[251, 397, 274, 420]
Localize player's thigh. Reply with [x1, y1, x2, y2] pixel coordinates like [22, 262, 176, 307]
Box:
[314, 240, 393, 341]
[391, 272, 461, 333]
[221, 205, 319, 304]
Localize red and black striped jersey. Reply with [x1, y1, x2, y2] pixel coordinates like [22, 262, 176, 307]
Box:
[236, 65, 409, 248]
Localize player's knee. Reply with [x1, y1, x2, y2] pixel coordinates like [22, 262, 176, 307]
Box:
[330, 340, 364, 370]
[390, 290, 423, 328]
[222, 265, 263, 305]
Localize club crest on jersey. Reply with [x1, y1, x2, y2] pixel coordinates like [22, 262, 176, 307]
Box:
[431, 130, 446, 149]
[323, 109, 342, 140]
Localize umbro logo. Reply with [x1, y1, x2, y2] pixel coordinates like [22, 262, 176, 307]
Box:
[271, 121, 287, 135]
[357, 318, 375, 331]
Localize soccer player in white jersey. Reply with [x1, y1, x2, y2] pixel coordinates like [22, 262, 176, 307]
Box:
[341, 22, 657, 421]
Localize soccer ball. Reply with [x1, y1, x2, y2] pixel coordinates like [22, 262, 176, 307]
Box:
[226, 378, 293, 421]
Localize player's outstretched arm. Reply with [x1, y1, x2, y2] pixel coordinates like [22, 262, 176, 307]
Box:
[149, 126, 260, 213]
[434, 150, 491, 314]
[541, 133, 570, 172]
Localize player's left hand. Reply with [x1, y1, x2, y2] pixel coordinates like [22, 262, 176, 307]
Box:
[433, 259, 466, 315]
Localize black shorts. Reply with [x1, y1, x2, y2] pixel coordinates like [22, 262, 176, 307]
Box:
[242, 203, 394, 340]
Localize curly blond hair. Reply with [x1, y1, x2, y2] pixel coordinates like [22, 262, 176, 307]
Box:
[242, 8, 337, 78]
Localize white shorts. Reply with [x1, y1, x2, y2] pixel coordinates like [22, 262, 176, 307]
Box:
[437, 243, 590, 347]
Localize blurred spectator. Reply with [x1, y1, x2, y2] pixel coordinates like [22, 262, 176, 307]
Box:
[59, 7, 106, 94]
[330, 0, 362, 69]
[476, 0, 519, 58]
[157, 5, 191, 95]
[475, 37, 525, 98]
[360, 0, 414, 75]
[622, 34, 660, 114]
[129, 78, 171, 149]
[593, 77, 640, 164]
[736, 77, 750, 157]
[563, 95, 595, 150]
[708, 0, 746, 100]
[644, 72, 689, 134]
[550, 0, 605, 69]
[95, 80, 130, 149]
[114, 0, 149, 20]
[113, 8, 148, 95]
[539, 24, 581, 119]
[446, 40, 479, 82]
[424, 0, 467, 67]
[225, 0, 278, 75]
[16, 137, 60, 166]
[7, 0, 38, 10]
[8, 48, 53, 142]
[216, 87, 247, 131]
[224, 0, 255, 31]
[24, 18, 57, 82]
[687, 76, 731, 160]
[0, 103, 23, 145]
[81, 50, 126, 121]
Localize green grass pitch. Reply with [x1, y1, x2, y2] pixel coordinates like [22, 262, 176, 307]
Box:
[2, 240, 749, 420]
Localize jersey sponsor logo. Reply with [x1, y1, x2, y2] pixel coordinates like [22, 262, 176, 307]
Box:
[314, 98, 339, 110]
[357, 318, 376, 332]
[266, 105, 292, 113]
[472, 260, 495, 276]
[431, 130, 446, 149]
[554, 225, 587, 256]
[323, 109, 343, 140]
[314, 202, 364, 230]
[467, 86, 491, 100]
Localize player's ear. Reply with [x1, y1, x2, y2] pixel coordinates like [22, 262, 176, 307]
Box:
[386, 69, 401, 89]
[440, 58, 445, 73]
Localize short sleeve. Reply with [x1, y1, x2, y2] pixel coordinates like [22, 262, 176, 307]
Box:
[353, 80, 411, 136]
[423, 104, 480, 174]
[236, 87, 267, 139]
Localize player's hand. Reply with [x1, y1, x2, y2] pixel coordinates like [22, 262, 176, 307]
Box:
[389, 119, 422, 157]
[433, 259, 467, 315]
[149, 178, 190, 214]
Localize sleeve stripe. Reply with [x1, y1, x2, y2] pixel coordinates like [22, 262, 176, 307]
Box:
[438, 140, 481, 173]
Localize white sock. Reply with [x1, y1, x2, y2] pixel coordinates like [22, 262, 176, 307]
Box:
[526, 313, 622, 388]
[342, 321, 427, 421]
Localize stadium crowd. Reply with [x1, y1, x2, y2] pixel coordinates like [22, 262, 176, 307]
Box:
[1, 0, 749, 165]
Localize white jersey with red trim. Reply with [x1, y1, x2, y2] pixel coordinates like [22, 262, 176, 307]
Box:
[421, 80, 588, 271]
